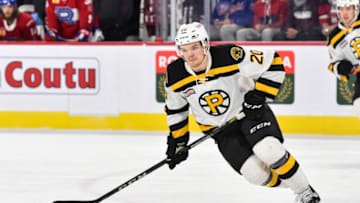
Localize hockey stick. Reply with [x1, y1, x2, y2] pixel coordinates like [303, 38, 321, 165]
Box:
[53, 112, 245, 203]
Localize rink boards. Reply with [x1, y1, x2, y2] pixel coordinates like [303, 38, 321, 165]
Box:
[0, 41, 359, 135]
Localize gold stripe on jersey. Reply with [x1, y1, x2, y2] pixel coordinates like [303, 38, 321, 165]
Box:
[170, 64, 239, 91]
[198, 124, 216, 134]
[255, 82, 279, 97]
[328, 63, 334, 72]
[170, 75, 197, 91]
[329, 29, 346, 48]
[206, 64, 239, 76]
[272, 56, 283, 65]
[171, 123, 189, 139]
[329, 20, 360, 48]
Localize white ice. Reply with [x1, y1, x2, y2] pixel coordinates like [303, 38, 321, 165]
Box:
[0, 131, 359, 203]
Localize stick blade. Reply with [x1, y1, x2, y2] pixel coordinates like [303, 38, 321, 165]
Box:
[53, 200, 97, 203]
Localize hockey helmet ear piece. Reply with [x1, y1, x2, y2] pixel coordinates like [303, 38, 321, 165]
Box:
[0, 0, 17, 6]
[175, 22, 210, 56]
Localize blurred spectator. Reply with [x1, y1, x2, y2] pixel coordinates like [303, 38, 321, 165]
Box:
[45, 0, 93, 42]
[0, 0, 40, 40]
[210, 0, 232, 41]
[94, 0, 140, 41]
[17, 0, 45, 21]
[143, 0, 156, 38]
[216, 0, 253, 41]
[181, 0, 203, 23]
[18, 2, 45, 40]
[236, 0, 287, 41]
[274, 0, 324, 41]
[318, 0, 337, 38]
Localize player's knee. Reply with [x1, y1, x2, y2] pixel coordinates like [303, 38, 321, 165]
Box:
[253, 136, 286, 165]
[240, 155, 271, 186]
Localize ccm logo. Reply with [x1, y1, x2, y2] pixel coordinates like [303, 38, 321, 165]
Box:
[250, 121, 271, 134]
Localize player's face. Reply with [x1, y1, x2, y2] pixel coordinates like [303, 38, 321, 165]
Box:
[339, 6, 357, 26]
[179, 42, 205, 68]
[1, 5, 15, 19]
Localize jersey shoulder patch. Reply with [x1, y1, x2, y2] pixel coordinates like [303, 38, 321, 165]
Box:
[210, 44, 245, 67]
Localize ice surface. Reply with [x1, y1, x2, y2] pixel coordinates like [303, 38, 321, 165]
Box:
[0, 131, 359, 203]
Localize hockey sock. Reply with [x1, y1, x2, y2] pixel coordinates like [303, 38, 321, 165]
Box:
[240, 155, 286, 188]
[262, 169, 282, 188]
[270, 151, 309, 193]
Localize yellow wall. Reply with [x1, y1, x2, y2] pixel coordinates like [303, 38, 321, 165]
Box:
[1, 112, 360, 135]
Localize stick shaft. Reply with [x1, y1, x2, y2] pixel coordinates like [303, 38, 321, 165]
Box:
[54, 113, 245, 203]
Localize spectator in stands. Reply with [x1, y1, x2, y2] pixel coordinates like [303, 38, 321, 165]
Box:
[318, 0, 337, 38]
[0, 0, 40, 40]
[210, 0, 232, 41]
[18, 2, 44, 40]
[94, 0, 140, 41]
[218, 0, 254, 41]
[18, 0, 45, 21]
[274, 0, 324, 41]
[182, 0, 203, 23]
[45, 0, 93, 42]
[236, 0, 287, 41]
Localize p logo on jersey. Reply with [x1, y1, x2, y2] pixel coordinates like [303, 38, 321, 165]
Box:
[230, 47, 244, 61]
[350, 37, 360, 59]
[199, 90, 230, 116]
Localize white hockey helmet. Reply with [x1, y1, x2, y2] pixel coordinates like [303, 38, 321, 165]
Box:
[175, 22, 209, 56]
[336, 0, 360, 24]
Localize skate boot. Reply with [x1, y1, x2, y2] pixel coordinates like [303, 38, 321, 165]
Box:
[295, 185, 320, 203]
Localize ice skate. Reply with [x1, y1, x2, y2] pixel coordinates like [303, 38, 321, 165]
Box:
[295, 185, 320, 203]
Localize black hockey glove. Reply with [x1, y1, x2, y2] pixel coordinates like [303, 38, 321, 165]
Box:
[242, 90, 266, 121]
[166, 134, 189, 170]
[337, 60, 354, 76]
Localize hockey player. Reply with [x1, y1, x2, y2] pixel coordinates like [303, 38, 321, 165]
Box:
[45, 0, 93, 42]
[164, 22, 320, 203]
[327, 0, 360, 117]
[0, 0, 40, 40]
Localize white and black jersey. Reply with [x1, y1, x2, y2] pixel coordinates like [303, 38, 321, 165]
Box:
[327, 14, 360, 80]
[165, 44, 285, 140]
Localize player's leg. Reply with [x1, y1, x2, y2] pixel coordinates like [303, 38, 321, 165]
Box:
[215, 120, 286, 189]
[240, 154, 286, 188]
[241, 105, 320, 203]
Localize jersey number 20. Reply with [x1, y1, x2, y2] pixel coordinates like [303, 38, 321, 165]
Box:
[250, 50, 264, 65]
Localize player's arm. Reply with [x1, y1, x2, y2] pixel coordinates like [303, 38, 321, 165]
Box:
[44, 0, 60, 41]
[240, 48, 285, 120]
[327, 45, 355, 81]
[164, 69, 190, 170]
[74, 0, 94, 42]
[252, 51, 285, 99]
[22, 15, 40, 40]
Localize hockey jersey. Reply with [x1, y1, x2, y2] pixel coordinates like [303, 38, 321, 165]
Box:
[165, 44, 285, 139]
[45, 0, 93, 40]
[327, 14, 360, 80]
[0, 12, 39, 41]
